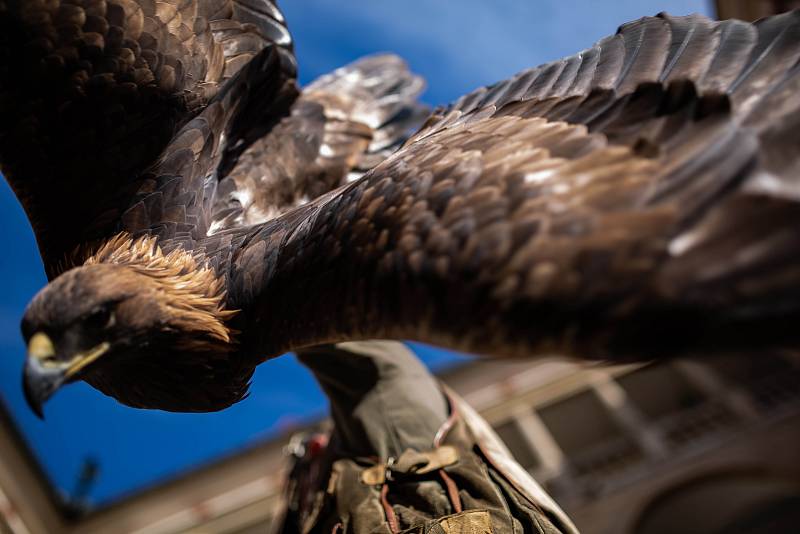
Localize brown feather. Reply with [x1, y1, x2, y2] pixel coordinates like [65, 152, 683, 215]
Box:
[85, 233, 238, 344]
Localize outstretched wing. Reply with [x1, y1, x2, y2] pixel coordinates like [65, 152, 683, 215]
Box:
[230, 11, 800, 361]
[210, 54, 428, 232]
[0, 0, 295, 277]
[115, 53, 426, 280]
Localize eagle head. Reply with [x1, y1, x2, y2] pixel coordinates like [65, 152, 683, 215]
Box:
[21, 235, 249, 417]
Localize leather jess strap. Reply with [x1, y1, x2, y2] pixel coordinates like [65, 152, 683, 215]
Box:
[360, 445, 460, 486]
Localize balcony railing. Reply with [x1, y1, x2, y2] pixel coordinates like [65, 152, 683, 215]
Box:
[655, 400, 738, 449]
[540, 367, 800, 503]
[747, 367, 800, 413]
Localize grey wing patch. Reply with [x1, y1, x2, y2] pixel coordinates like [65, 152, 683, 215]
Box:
[209, 53, 429, 233]
[304, 54, 429, 163]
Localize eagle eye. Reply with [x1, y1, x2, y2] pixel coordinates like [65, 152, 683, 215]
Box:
[86, 307, 114, 330]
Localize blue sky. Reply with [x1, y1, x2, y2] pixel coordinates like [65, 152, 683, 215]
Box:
[0, 0, 712, 507]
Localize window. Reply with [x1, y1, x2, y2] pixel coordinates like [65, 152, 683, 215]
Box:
[617, 364, 706, 421]
[537, 389, 641, 478]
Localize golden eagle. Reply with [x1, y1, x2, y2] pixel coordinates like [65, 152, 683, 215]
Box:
[3, 1, 800, 416]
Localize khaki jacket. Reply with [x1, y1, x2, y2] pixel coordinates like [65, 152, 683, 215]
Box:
[280, 387, 578, 534]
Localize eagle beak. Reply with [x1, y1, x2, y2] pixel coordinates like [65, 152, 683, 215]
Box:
[23, 332, 110, 419]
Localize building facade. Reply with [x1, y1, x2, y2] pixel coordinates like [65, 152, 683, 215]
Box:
[451, 356, 800, 534]
[2, 354, 799, 534]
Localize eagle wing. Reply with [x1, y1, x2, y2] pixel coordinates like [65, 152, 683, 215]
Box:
[0, 0, 295, 277]
[229, 11, 800, 360]
[209, 54, 428, 232]
[112, 53, 426, 278]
